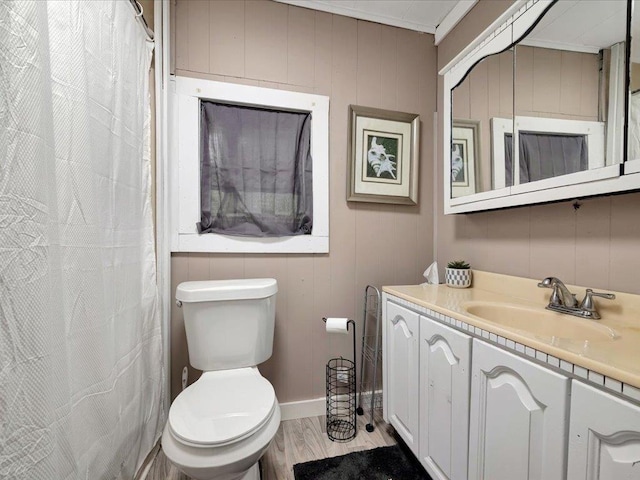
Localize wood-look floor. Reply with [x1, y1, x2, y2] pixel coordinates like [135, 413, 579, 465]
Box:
[146, 413, 396, 480]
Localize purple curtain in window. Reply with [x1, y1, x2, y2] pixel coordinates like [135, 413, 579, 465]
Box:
[504, 132, 588, 185]
[198, 101, 313, 237]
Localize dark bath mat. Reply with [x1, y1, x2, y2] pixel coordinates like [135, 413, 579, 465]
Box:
[293, 444, 432, 480]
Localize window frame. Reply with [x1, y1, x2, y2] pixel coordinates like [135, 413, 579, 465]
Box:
[170, 76, 329, 253]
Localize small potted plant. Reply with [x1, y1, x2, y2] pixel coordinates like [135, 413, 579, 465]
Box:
[446, 260, 472, 288]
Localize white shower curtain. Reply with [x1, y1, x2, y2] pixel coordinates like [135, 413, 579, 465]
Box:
[0, 1, 164, 479]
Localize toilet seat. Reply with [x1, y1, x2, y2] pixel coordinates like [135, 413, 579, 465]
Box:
[169, 368, 276, 448]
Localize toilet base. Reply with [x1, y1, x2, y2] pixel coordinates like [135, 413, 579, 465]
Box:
[209, 462, 259, 480]
[240, 463, 259, 480]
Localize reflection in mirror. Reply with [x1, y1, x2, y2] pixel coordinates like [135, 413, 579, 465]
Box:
[511, 0, 627, 187]
[450, 48, 514, 198]
[629, 0, 640, 162]
[444, 0, 637, 214]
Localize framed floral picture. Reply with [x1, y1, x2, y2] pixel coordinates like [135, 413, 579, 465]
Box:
[347, 105, 420, 205]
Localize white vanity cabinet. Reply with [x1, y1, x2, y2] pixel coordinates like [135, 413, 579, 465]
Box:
[468, 340, 570, 480]
[384, 297, 471, 479]
[385, 300, 420, 456]
[419, 318, 471, 480]
[383, 292, 640, 480]
[568, 381, 640, 479]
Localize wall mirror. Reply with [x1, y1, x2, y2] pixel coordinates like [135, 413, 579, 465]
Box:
[451, 48, 514, 199]
[628, 0, 640, 173]
[443, 0, 637, 214]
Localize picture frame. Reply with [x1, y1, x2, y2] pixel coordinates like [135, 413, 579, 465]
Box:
[347, 105, 420, 205]
[451, 119, 479, 198]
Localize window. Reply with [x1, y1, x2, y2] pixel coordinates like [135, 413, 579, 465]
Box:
[199, 101, 313, 237]
[491, 116, 605, 190]
[504, 132, 589, 185]
[170, 77, 329, 253]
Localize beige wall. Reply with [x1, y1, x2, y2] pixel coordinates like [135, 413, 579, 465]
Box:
[139, 0, 154, 31]
[438, 0, 512, 71]
[514, 46, 599, 121]
[436, 1, 640, 296]
[170, 0, 437, 402]
[632, 63, 640, 92]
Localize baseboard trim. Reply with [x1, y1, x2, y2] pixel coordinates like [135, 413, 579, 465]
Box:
[279, 397, 325, 421]
[279, 390, 383, 421]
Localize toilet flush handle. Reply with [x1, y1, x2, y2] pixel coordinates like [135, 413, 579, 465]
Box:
[176, 300, 182, 308]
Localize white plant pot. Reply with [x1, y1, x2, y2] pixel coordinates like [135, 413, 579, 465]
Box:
[446, 268, 472, 288]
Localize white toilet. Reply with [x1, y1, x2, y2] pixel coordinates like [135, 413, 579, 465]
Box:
[162, 278, 281, 480]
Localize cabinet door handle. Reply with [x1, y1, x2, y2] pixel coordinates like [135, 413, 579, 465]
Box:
[391, 316, 413, 337]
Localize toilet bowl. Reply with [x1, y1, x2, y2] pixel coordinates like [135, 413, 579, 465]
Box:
[162, 367, 281, 480]
[164, 279, 280, 480]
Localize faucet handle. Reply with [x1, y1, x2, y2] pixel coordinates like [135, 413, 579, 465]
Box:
[537, 279, 561, 305]
[549, 284, 563, 306]
[579, 288, 615, 312]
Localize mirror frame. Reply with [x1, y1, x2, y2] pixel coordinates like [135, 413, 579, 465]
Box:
[442, 0, 635, 214]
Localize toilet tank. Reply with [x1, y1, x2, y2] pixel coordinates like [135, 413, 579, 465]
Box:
[176, 279, 277, 371]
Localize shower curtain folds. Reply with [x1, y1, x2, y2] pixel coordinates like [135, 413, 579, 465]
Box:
[0, 1, 164, 479]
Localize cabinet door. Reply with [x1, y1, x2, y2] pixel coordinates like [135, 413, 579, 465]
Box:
[568, 381, 640, 479]
[469, 340, 570, 480]
[419, 317, 471, 480]
[386, 301, 420, 456]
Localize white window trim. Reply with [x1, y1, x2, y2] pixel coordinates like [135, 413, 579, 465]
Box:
[169, 76, 329, 253]
[490, 117, 511, 190]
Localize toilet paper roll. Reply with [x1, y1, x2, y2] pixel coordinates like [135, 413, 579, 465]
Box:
[325, 317, 350, 334]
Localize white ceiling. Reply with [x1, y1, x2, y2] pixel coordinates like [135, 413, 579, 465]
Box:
[274, 0, 477, 43]
[276, 0, 630, 54]
[523, 0, 627, 54]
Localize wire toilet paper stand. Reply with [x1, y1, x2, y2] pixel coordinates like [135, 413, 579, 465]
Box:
[356, 285, 382, 432]
[323, 317, 357, 442]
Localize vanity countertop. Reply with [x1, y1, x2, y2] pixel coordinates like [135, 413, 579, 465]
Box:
[383, 271, 640, 390]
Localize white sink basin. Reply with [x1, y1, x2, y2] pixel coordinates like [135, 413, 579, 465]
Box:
[463, 302, 619, 343]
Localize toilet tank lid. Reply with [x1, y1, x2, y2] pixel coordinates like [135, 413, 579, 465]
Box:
[176, 278, 277, 303]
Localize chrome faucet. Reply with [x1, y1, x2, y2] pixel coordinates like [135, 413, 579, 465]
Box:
[537, 277, 615, 320]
